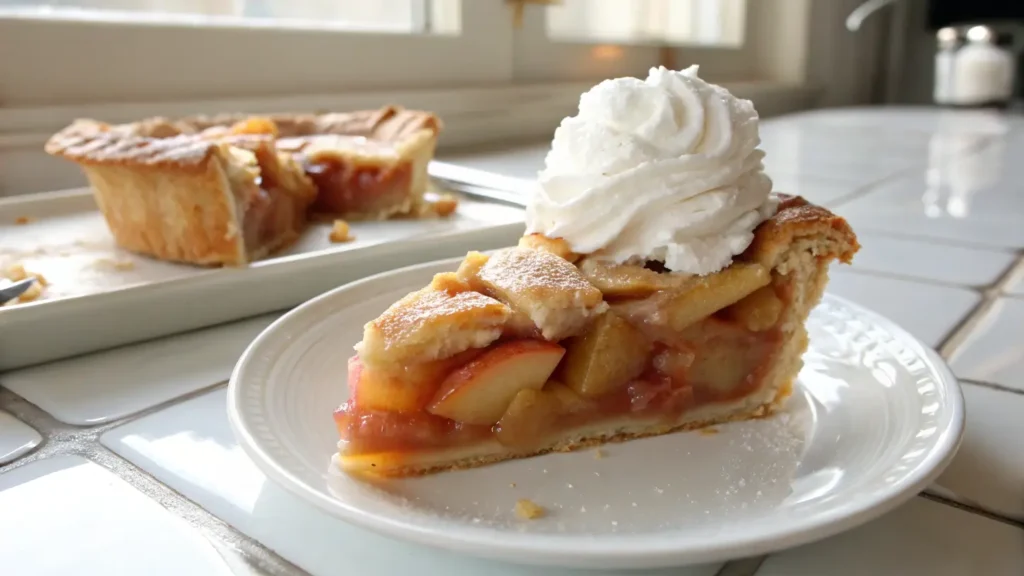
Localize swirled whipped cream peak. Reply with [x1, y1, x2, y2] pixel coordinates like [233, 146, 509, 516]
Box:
[525, 65, 778, 276]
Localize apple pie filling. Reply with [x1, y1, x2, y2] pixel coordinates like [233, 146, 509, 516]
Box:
[275, 136, 416, 218]
[334, 248, 790, 460]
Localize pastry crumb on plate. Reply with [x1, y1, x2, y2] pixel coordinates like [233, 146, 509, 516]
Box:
[514, 499, 546, 520]
[14, 216, 34, 225]
[329, 220, 354, 243]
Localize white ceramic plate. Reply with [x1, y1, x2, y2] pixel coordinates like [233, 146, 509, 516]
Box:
[0, 188, 524, 370]
[227, 257, 965, 570]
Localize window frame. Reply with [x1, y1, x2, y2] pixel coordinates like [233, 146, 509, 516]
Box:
[0, 0, 512, 106]
[0, 0, 828, 196]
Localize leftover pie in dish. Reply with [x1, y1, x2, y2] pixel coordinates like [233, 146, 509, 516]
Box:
[44, 107, 443, 266]
[333, 195, 859, 477]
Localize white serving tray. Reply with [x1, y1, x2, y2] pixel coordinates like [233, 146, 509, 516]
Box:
[0, 188, 525, 371]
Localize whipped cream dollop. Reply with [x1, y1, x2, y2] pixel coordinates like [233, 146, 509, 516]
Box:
[525, 65, 778, 275]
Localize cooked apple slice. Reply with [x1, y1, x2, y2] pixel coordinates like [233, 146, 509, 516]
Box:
[662, 263, 770, 330]
[577, 258, 688, 298]
[559, 312, 651, 398]
[495, 388, 561, 449]
[680, 318, 774, 396]
[427, 340, 565, 425]
[351, 350, 482, 413]
[544, 381, 594, 414]
[651, 346, 696, 383]
[723, 285, 783, 331]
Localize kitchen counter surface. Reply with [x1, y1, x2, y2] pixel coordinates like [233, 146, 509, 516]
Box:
[1, 106, 1022, 575]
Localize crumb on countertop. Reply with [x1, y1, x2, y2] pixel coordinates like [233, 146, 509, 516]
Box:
[329, 219, 354, 243]
[430, 193, 459, 217]
[593, 448, 605, 459]
[699, 428, 720, 436]
[514, 499, 545, 520]
[14, 216, 34, 225]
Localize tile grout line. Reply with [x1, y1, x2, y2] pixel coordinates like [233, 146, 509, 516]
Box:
[715, 556, 766, 576]
[835, 266, 990, 293]
[960, 378, 1024, 397]
[919, 492, 1024, 530]
[938, 251, 1024, 360]
[0, 385, 309, 576]
[842, 226, 1022, 253]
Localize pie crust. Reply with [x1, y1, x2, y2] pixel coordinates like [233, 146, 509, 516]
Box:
[334, 195, 860, 477]
[44, 106, 442, 266]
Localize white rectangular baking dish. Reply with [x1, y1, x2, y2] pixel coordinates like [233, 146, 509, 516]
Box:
[0, 188, 526, 370]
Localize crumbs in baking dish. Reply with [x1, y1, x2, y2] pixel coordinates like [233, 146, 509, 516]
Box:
[95, 257, 136, 271]
[4, 262, 47, 304]
[329, 220, 354, 243]
[514, 499, 546, 520]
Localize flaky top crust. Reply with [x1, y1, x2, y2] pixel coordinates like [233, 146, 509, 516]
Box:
[742, 194, 860, 269]
[44, 106, 441, 171]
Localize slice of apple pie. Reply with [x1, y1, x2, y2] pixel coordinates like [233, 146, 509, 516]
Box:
[44, 106, 442, 266]
[334, 195, 858, 476]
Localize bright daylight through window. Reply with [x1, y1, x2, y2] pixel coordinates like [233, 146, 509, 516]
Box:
[0, 0, 746, 45]
[547, 0, 746, 46]
[0, 0, 461, 33]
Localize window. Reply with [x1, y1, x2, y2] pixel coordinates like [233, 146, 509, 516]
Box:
[0, 0, 460, 34]
[0, 0, 503, 106]
[0, 0, 821, 195]
[546, 0, 746, 47]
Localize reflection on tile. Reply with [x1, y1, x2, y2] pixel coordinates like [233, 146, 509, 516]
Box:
[933, 383, 1024, 521]
[837, 140, 1024, 249]
[0, 411, 41, 464]
[0, 455, 240, 576]
[766, 106, 1022, 136]
[755, 498, 1024, 576]
[763, 156, 910, 189]
[0, 314, 280, 425]
[101, 390, 722, 576]
[848, 232, 1015, 287]
[825, 268, 981, 347]
[949, 298, 1024, 391]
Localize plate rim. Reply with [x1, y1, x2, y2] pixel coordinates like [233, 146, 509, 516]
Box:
[227, 256, 966, 568]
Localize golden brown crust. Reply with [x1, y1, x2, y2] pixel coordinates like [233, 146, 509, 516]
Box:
[744, 194, 860, 268]
[82, 153, 248, 265]
[44, 106, 440, 169]
[357, 287, 512, 365]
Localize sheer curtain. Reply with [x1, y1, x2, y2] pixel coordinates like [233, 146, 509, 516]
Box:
[546, 0, 746, 47]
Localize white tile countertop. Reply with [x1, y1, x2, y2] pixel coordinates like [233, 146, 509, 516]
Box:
[2, 106, 1023, 575]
